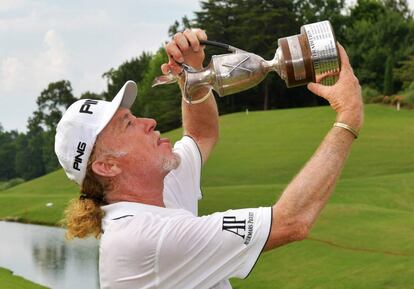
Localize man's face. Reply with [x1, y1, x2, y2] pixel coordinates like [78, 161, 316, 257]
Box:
[94, 108, 179, 178]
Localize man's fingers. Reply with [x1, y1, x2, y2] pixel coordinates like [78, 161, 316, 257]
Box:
[173, 33, 190, 53]
[168, 59, 182, 75]
[165, 41, 184, 64]
[161, 63, 170, 75]
[183, 29, 200, 52]
[337, 43, 351, 70]
[307, 82, 331, 100]
[315, 71, 338, 83]
[193, 28, 207, 42]
[333, 43, 356, 82]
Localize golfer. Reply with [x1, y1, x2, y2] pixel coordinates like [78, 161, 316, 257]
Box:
[55, 29, 363, 289]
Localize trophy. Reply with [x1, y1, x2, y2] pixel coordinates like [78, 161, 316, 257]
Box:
[153, 21, 341, 104]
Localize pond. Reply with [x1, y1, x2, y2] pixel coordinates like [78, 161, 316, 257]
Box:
[0, 221, 99, 289]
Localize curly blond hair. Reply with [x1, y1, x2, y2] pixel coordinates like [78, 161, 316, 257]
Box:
[63, 154, 107, 239]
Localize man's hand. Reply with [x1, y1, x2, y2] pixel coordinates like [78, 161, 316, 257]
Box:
[162, 29, 218, 165]
[161, 28, 208, 75]
[308, 43, 364, 132]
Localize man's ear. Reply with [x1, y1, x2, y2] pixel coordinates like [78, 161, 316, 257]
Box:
[91, 157, 122, 177]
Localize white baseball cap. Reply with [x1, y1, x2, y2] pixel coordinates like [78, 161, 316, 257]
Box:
[55, 80, 137, 185]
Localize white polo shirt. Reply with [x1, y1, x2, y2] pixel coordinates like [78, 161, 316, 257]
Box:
[99, 136, 272, 289]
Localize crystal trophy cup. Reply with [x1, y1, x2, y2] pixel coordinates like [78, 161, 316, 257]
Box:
[153, 20, 341, 103]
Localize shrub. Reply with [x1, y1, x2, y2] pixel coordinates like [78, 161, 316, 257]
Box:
[362, 86, 381, 103]
[0, 178, 25, 191]
[382, 95, 391, 104]
[403, 82, 414, 105]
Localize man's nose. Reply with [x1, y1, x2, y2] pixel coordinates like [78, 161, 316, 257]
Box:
[139, 118, 157, 133]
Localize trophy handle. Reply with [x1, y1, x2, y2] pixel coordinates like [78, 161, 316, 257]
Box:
[199, 40, 247, 54]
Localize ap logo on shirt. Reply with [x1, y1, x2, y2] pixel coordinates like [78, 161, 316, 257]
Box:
[222, 212, 254, 245]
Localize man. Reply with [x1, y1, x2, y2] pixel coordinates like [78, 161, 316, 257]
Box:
[55, 28, 363, 289]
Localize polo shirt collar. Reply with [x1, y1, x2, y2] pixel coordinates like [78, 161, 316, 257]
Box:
[102, 201, 165, 221]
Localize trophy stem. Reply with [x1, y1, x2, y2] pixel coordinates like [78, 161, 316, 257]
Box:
[263, 47, 284, 81]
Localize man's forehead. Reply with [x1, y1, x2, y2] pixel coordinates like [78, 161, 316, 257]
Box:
[116, 109, 130, 123]
[95, 108, 130, 148]
[111, 108, 130, 125]
[102, 108, 130, 134]
[114, 107, 130, 119]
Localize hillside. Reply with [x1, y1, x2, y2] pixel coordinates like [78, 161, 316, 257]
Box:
[0, 267, 48, 289]
[1, 104, 413, 288]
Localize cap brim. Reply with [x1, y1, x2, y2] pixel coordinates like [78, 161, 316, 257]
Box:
[116, 80, 137, 109]
[96, 80, 137, 133]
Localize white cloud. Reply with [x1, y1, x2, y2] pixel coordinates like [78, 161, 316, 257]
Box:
[0, 0, 29, 11]
[0, 29, 70, 130]
[0, 1, 48, 33]
[0, 29, 69, 92]
[0, 57, 24, 91]
[41, 30, 67, 71]
[60, 9, 109, 31]
[21, 29, 68, 91]
[117, 23, 166, 59]
[76, 69, 107, 95]
[0, 12, 35, 32]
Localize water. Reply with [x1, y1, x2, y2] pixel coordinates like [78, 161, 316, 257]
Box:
[0, 221, 99, 289]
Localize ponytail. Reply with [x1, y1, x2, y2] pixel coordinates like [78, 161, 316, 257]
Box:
[63, 167, 106, 239]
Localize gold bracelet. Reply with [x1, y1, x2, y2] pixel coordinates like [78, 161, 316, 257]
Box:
[333, 122, 358, 139]
[183, 89, 212, 105]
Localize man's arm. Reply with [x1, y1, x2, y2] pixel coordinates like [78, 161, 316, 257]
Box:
[265, 44, 364, 250]
[162, 29, 219, 164]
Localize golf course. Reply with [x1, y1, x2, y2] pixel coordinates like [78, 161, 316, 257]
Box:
[0, 267, 48, 289]
[0, 104, 413, 288]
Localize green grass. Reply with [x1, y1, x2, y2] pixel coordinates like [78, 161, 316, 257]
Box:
[1, 104, 413, 288]
[0, 170, 77, 224]
[0, 178, 25, 191]
[0, 267, 49, 289]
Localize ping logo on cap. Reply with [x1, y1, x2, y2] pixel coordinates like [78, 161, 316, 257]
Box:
[79, 99, 98, 114]
[73, 142, 87, 171]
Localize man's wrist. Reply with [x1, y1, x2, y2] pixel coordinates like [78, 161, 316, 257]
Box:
[177, 69, 211, 103]
[190, 87, 211, 100]
[336, 107, 364, 133]
[183, 87, 212, 105]
[333, 122, 359, 138]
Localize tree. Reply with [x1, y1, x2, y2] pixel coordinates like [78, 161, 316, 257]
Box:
[232, 0, 301, 110]
[14, 80, 77, 180]
[14, 123, 45, 180]
[79, 91, 105, 100]
[14, 134, 31, 180]
[394, 55, 414, 89]
[345, 0, 414, 92]
[137, 47, 182, 132]
[294, 0, 348, 43]
[34, 80, 77, 173]
[36, 80, 76, 131]
[102, 52, 152, 101]
[383, 0, 412, 18]
[0, 125, 18, 180]
[168, 16, 192, 37]
[384, 55, 394, 95]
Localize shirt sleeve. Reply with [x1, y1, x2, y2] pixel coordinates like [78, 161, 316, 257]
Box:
[163, 135, 203, 215]
[157, 207, 272, 289]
